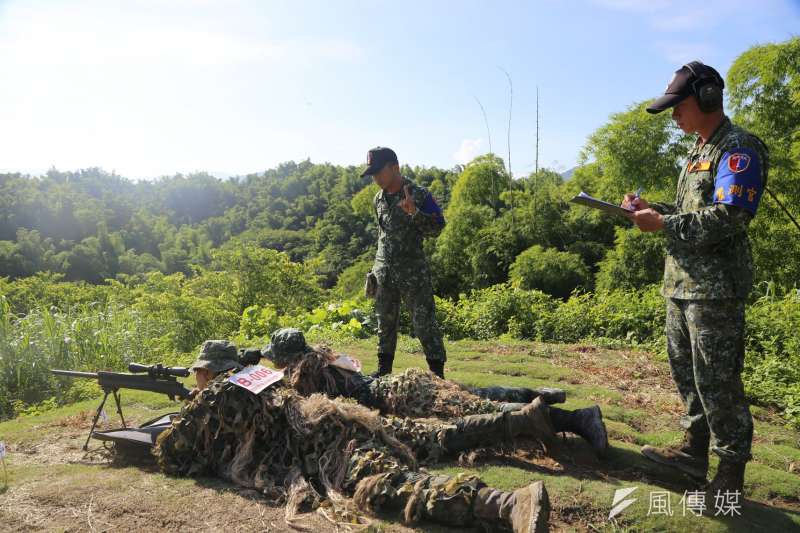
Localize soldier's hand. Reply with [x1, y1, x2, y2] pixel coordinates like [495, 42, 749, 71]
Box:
[400, 185, 418, 216]
[622, 193, 649, 211]
[629, 208, 664, 232]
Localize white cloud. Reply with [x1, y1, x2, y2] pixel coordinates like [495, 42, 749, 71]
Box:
[453, 139, 483, 164]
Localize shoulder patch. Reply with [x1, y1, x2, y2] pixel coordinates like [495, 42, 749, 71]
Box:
[727, 153, 751, 173]
[713, 147, 763, 214]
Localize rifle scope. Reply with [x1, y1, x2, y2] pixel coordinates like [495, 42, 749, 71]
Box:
[128, 362, 190, 379]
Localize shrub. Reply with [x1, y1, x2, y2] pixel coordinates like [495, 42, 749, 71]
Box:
[509, 245, 591, 299]
[743, 290, 800, 426]
[239, 304, 281, 340]
[436, 284, 555, 340]
[279, 299, 376, 340]
[595, 227, 666, 292]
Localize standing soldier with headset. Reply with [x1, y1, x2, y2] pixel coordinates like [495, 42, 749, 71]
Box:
[622, 61, 768, 498]
[361, 147, 448, 378]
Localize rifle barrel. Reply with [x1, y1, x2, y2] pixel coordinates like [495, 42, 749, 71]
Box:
[51, 369, 99, 379]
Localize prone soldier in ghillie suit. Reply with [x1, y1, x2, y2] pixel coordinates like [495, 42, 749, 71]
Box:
[155, 372, 555, 531]
[261, 328, 609, 457]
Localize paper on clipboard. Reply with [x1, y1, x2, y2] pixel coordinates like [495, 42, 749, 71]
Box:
[569, 191, 634, 218]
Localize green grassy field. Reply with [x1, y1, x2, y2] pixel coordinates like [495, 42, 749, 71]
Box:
[1, 337, 798, 532]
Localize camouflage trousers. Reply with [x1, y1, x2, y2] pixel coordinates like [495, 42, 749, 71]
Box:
[348, 455, 487, 528]
[375, 270, 446, 362]
[665, 298, 753, 463]
[369, 368, 567, 419]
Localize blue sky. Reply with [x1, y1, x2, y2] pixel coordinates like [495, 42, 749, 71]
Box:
[1, 0, 798, 179]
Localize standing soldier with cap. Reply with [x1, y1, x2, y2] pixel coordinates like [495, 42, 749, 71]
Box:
[621, 61, 768, 498]
[361, 147, 447, 378]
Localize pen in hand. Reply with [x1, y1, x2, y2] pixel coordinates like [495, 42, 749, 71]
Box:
[630, 187, 643, 211]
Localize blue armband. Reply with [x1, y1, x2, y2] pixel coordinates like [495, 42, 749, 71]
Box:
[421, 193, 445, 225]
[713, 148, 763, 214]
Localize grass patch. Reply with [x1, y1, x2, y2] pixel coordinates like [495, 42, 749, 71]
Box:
[1, 335, 798, 532]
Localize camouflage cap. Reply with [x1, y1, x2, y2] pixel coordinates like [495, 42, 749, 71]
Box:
[190, 340, 242, 373]
[263, 328, 309, 367]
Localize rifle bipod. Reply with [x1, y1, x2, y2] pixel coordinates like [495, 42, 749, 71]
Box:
[84, 388, 126, 451]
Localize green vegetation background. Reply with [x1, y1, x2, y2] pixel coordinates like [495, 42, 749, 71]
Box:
[0, 39, 798, 430]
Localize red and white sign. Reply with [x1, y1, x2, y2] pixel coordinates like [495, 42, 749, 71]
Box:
[229, 365, 284, 394]
[330, 355, 362, 373]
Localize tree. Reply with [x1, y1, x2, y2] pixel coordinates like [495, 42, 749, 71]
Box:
[449, 154, 511, 212]
[212, 245, 322, 315]
[432, 204, 494, 295]
[727, 37, 800, 290]
[577, 101, 690, 203]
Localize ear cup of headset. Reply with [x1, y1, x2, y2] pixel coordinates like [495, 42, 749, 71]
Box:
[683, 62, 723, 113]
[697, 83, 722, 112]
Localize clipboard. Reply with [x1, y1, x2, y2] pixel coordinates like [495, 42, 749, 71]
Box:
[569, 191, 634, 218]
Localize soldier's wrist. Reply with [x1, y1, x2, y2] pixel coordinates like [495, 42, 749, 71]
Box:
[661, 214, 680, 237]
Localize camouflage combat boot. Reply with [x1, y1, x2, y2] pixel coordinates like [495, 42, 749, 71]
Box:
[706, 459, 746, 499]
[548, 405, 609, 457]
[641, 432, 709, 481]
[474, 481, 550, 533]
[426, 359, 445, 379]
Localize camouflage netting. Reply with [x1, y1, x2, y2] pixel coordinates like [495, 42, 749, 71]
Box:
[154, 376, 418, 528]
[285, 348, 507, 419]
[371, 367, 501, 418]
[152, 371, 559, 531]
[154, 373, 296, 500]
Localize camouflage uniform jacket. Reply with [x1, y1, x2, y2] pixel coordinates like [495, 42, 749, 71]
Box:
[651, 117, 768, 299]
[372, 177, 445, 283]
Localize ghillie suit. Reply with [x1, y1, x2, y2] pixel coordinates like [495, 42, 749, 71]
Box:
[155, 376, 551, 531]
[268, 329, 566, 417]
[268, 333, 607, 457]
[287, 346, 525, 417]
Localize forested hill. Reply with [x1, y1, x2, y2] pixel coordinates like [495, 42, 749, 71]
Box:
[0, 163, 448, 286]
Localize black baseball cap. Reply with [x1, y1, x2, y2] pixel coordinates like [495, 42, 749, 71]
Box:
[361, 146, 398, 176]
[646, 61, 724, 114]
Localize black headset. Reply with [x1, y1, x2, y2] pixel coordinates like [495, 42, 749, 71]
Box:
[683, 61, 724, 113]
